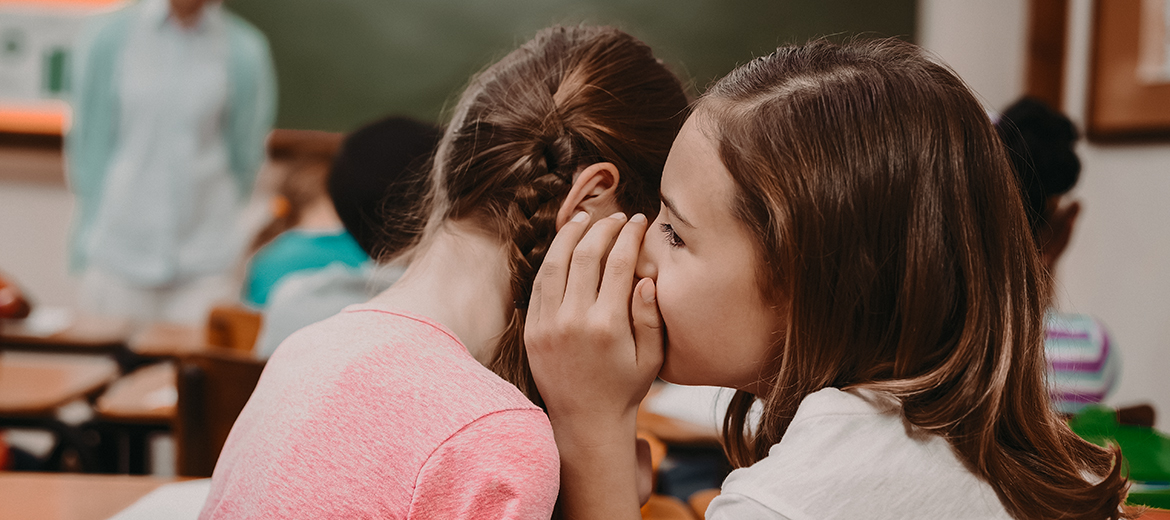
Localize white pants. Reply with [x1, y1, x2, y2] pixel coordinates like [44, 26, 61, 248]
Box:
[78, 269, 236, 325]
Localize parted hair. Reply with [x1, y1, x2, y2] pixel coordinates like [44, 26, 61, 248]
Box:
[416, 25, 688, 406]
[701, 39, 1130, 520]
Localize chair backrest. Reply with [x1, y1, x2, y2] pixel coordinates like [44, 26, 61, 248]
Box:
[206, 305, 263, 353]
[174, 348, 265, 477]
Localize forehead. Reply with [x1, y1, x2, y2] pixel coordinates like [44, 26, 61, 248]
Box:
[662, 114, 736, 219]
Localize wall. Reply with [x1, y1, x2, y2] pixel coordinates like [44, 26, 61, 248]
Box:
[230, 0, 916, 131]
[920, 0, 1170, 428]
[0, 179, 76, 307]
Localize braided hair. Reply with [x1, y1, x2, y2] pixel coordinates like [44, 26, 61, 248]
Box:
[412, 25, 688, 406]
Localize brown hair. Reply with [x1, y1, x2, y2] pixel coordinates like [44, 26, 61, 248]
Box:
[700, 39, 1129, 519]
[249, 157, 332, 254]
[406, 25, 688, 406]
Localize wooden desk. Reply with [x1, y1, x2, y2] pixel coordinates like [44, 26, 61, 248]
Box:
[95, 362, 177, 423]
[127, 323, 210, 358]
[0, 314, 131, 355]
[0, 352, 118, 416]
[0, 472, 182, 520]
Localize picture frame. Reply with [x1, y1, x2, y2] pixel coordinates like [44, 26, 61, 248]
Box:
[1087, 0, 1170, 140]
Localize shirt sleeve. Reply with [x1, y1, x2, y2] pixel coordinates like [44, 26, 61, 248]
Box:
[408, 408, 560, 520]
[706, 491, 793, 520]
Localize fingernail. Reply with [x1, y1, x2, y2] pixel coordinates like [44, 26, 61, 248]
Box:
[571, 211, 589, 223]
[608, 212, 627, 220]
[640, 279, 656, 303]
[630, 213, 646, 223]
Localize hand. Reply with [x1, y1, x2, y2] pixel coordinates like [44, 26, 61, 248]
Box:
[524, 211, 665, 519]
[526, 211, 664, 433]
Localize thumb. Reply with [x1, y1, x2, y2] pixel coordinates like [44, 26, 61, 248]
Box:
[632, 278, 664, 371]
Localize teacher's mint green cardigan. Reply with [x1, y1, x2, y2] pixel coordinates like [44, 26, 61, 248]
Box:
[65, 4, 276, 272]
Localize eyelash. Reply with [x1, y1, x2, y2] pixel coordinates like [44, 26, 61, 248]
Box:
[660, 223, 684, 248]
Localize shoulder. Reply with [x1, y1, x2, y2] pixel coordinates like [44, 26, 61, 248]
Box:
[716, 387, 1012, 520]
[705, 491, 793, 520]
[77, 6, 135, 55]
[221, 10, 271, 58]
[275, 307, 541, 416]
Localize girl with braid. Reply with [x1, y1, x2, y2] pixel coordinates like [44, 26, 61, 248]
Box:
[199, 25, 687, 519]
[525, 39, 1132, 519]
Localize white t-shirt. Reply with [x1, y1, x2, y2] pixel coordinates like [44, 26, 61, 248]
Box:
[707, 387, 1013, 520]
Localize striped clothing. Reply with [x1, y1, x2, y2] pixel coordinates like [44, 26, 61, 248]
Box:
[1045, 312, 1118, 415]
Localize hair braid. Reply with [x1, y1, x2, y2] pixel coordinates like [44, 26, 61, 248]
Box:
[491, 126, 576, 407]
[411, 25, 687, 407]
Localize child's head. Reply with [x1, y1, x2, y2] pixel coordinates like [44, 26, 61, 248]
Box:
[328, 116, 442, 258]
[637, 39, 1125, 519]
[995, 97, 1083, 271]
[420, 25, 688, 404]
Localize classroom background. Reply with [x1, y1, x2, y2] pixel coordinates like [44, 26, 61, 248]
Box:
[0, 0, 1168, 511]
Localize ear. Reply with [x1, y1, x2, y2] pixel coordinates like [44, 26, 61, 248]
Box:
[555, 162, 622, 230]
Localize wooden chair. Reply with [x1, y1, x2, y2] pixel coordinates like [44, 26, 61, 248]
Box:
[173, 348, 265, 477]
[205, 305, 263, 353]
[92, 361, 176, 473]
[638, 429, 700, 520]
[688, 488, 721, 519]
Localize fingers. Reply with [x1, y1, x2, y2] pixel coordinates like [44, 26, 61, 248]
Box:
[632, 278, 665, 370]
[536, 211, 592, 320]
[597, 214, 648, 310]
[563, 212, 628, 306]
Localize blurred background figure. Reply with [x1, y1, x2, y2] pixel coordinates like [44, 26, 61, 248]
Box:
[66, 0, 276, 325]
[995, 97, 1119, 416]
[240, 155, 366, 309]
[253, 116, 441, 358]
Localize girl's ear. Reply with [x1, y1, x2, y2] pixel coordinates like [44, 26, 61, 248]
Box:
[555, 162, 622, 230]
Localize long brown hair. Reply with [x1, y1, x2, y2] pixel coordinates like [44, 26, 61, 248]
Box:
[702, 39, 1129, 519]
[403, 25, 688, 406]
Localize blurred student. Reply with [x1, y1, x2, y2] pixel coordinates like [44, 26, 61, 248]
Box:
[67, 0, 275, 324]
[199, 25, 687, 518]
[994, 97, 1119, 415]
[252, 116, 441, 358]
[240, 157, 367, 309]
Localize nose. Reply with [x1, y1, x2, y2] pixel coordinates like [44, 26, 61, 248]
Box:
[635, 217, 658, 281]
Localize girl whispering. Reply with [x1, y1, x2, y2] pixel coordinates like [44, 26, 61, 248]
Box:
[526, 39, 1131, 519]
[200, 25, 687, 519]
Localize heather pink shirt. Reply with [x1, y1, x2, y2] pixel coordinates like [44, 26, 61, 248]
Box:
[200, 305, 559, 519]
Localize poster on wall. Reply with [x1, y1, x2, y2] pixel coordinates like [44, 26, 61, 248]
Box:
[0, 0, 124, 136]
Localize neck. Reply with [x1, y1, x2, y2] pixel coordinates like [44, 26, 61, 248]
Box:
[369, 220, 513, 364]
[297, 199, 343, 231]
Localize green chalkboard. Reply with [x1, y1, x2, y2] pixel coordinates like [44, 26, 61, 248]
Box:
[228, 0, 916, 132]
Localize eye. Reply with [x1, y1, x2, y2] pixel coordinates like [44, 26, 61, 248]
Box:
[660, 223, 685, 248]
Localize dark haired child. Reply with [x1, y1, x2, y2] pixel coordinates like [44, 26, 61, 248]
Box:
[252, 116, 441, 358]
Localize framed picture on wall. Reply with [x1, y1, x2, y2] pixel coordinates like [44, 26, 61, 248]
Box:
[1088, 0, 1170, 140]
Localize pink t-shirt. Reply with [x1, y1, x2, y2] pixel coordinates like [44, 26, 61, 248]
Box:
[199, 305, 560, 519]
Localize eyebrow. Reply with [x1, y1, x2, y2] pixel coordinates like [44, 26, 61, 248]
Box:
[660, 192, 696, 229]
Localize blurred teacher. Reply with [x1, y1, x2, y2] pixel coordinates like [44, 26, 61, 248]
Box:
[66, 0, 276, 324]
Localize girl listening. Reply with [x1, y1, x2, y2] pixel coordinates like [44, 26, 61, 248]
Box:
[526, 39, 1131, 519]
[200, 25, 687, 518]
